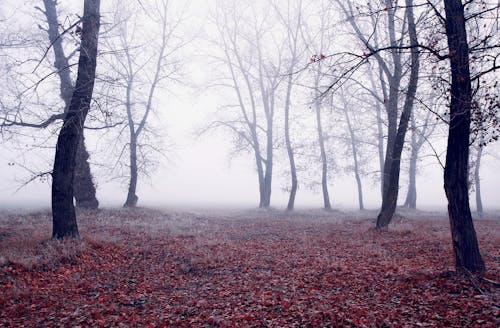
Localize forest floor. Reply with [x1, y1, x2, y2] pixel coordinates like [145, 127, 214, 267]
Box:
[0, 207, 499, 327]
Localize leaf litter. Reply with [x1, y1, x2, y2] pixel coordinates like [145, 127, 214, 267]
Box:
[0, 208, 498, 327]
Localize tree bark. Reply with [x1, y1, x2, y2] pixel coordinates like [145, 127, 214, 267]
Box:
[376, 0, 419, 229]
[443, 0, 485, 273]
[52, 0, 101, 239]
[43, 0, 99, 210]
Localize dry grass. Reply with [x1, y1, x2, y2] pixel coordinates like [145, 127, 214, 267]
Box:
[0, 207, 498, 273]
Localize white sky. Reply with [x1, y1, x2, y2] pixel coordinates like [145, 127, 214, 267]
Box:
[1, 0, 499, 212]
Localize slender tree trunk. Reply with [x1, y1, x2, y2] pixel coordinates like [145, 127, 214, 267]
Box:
[52, 0, 101, 239]
[124, 135, 139, 207]
[43, 0, 99, 209]
[284, 76, 297, 210]
[315, 99, 331, 211]
[261, 115, 273, 208]
[474, 136, 484, 217]
[443, 0, 485, 273]
[376, 0, 419, 229]
[123, 76, 138, 208]
[404, 112, 418, 209]
[368, 69, 386, 198]
[343, 105, 364, 210]
[376, 98, 386, 198]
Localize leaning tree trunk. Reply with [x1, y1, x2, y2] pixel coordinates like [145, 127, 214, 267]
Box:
[443, 0, 485, 273]
[52, 0, 101, 239]
[376, 0, 419, 229]
[43, 0, 99, 209]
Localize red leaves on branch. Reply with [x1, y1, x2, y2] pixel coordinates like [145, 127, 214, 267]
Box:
[0, 209, 498, 326]
[310, 54, 327, 63]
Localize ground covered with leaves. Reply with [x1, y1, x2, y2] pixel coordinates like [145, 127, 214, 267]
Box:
[0, 208, 499, 327]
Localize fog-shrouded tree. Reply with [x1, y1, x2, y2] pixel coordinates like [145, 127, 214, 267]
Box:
[52, 0, 101, 239]
[338, 89, 365, 210]
[102, 0, 186, 207]
[210, 1, 283, 208]
[270, 0, 306, 211]
[402, 106, 437, 210]
[335, 0, 421, 226]
[302, 1, 338, 211]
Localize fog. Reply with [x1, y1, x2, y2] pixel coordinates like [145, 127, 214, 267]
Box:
[1, 0, 499, 213]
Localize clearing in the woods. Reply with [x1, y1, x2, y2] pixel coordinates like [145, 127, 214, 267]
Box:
[0, 208, 499, 327]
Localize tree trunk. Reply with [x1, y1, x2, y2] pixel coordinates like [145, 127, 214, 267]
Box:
[43, 0, 99, 210]
[474, 136, 484, 217]
[376, 0, 419, 229]
[284, 76, 297, 211]
[443, 0, 485, 273]
[315, 99, 331, 211]
[74, 135, 99, 209]
[52, 0, 101, 239]
[380, 0, 402, 198]
[404, 112, 418, 209]
[261, 116, 273, 208]
[367, 68, 386, 198]
[124, 135, 139, 207]
[343, 104, 364, 210]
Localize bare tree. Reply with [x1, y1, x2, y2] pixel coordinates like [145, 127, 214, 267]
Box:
[0, 1, 100, 209]
[103, 0, 185, 207]
[335, 0, 421, 224]
[41, 0, 99, 209]
[271, 0, 305, 211]
[302, 2, 336, 211]
[339, 90, 364, 210]
[211, 1, 282, 208]
[52, 0, 101, 239]
[403, 108, 436, 210]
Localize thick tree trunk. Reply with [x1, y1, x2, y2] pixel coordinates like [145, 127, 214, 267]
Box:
[74, 135, 99, 209]
[404, 113, 418, 209]
[43, 0, 99, 210]
[315, 100, 332, 211]
[443, 0, 485, 273]
[376, 0, 419, 229]
[52, 0, 101, 239]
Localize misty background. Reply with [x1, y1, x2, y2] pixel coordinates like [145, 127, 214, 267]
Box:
[1, 0, 499, 212]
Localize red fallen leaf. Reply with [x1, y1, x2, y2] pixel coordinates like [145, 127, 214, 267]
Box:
[0, 209, 498, 326]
